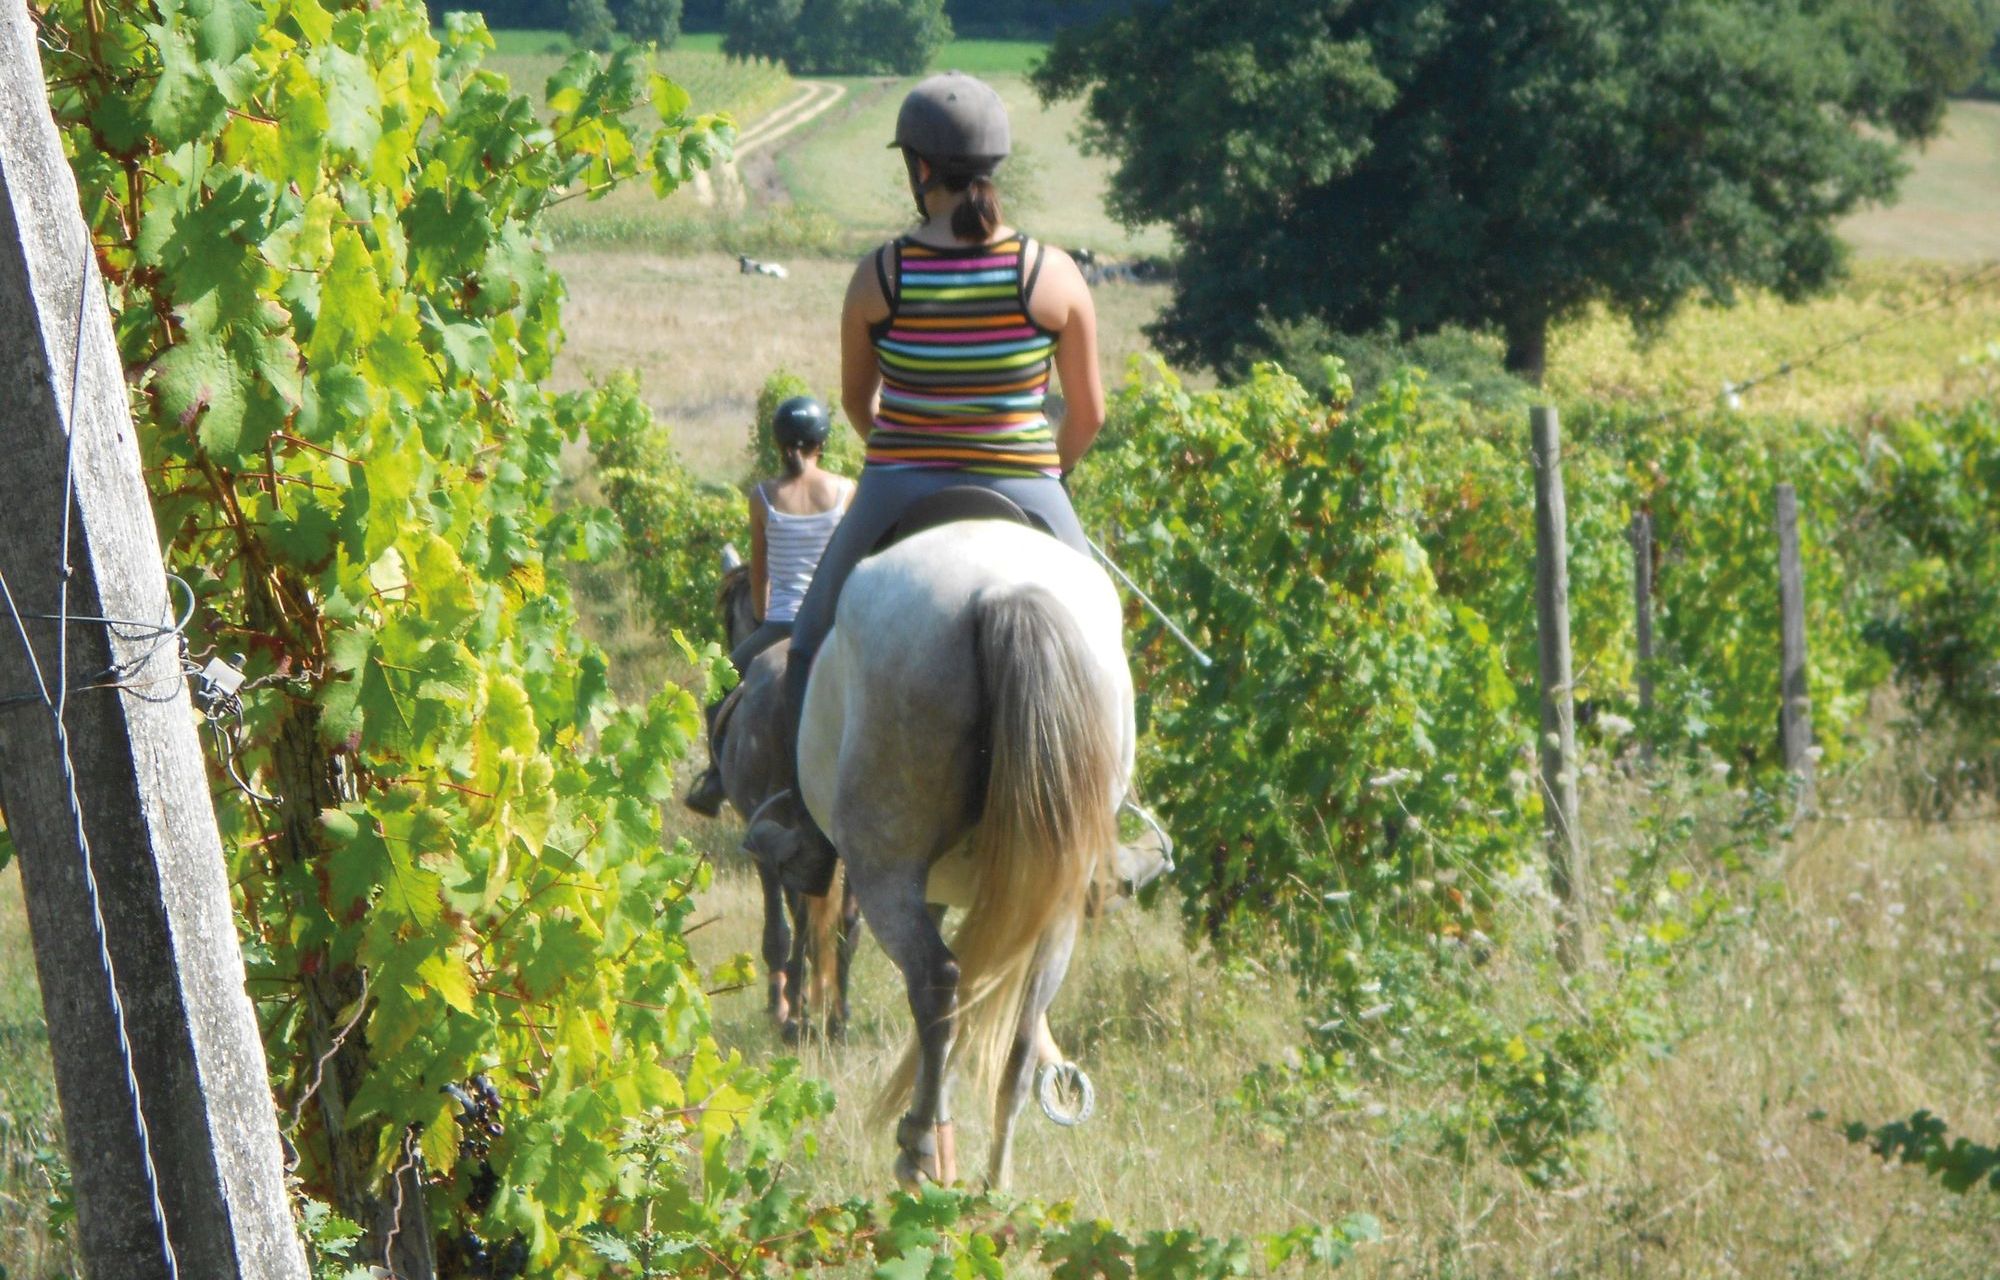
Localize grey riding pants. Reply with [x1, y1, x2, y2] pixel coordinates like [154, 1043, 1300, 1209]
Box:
[786, 466, 1089, 678]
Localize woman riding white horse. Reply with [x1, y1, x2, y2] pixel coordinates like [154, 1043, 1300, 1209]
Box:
[775, 71, 1107, 895]
[768, 74, 1123, 1187]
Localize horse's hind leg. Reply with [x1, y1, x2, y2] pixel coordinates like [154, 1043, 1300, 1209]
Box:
[758, 865, 793, 1027]
[828, 880, 861, 1040]
[780, 885, 810, 1045]
[988, 915, 1080, 1191]
[849, 861, 960, 1187]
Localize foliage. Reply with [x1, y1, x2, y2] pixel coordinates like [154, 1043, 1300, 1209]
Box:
[613, 0, 684, 45]
[29, 0, 827, 1265]
[567, 0, 618, 50]
[561, 1181, 1382, 1277]
[1267, 322, 1532, 417]
[1858, 397, 2000, 798]
[1035, 0, 1987, 380]
[940, 0, 1117, 39]
[1072, 362, 1533, 960]
[586, 372, 749, 650]
[1845, 1111, 2000, 1194]
[723, 0, 950, 74]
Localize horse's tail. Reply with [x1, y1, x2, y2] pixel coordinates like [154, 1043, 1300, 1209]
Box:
[806, 861, 845, 1008]
[876, 583, 1120, 1121]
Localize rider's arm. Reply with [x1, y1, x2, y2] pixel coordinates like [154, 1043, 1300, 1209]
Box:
[748, 488, 770, 622]
[841, 246, 892, 442]
[1028, 248, 1106, 471]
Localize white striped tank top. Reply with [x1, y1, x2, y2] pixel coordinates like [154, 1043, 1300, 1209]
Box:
[759, 483, 845, 624]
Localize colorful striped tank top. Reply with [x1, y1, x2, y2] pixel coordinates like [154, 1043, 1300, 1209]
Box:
[867, 234, 1061, 477]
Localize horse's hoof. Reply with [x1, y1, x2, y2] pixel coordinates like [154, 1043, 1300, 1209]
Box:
[825, 1016, 848, 1044]
[780, 1018, 802, 1046]
[893, 1114, 948, 1187]
[1036, 1061, 1096, 1127]
[893, 1149, 929, 1191]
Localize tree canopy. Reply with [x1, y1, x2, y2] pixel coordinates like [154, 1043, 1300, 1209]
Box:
[1035, 0, 1992, 381]
[723, 0, 951, 73]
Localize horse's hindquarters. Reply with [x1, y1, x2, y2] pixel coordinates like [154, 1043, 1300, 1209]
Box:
[796, 521, 1137, 1189]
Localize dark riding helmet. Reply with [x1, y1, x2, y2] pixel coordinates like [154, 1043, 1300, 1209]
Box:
[771, 395, 830, 449]
[890, 72, 1010, 215]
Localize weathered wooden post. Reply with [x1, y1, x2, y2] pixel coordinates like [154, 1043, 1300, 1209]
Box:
[1774, 483, 1814, 810]
[0, 2, 307, 1274]
[1629, 511, 1655, 766]
[1531, 407, 1590, 970]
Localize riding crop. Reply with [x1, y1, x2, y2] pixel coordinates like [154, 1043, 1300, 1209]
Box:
[1085, 535, 1214, 670]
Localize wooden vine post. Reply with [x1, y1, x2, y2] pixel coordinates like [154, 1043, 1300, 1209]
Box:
[1531, 407, 1591, 970]
[0, 2, 306, 1274]
[1774, 483, 1814, 811]
[1629, 512, 1655, 766]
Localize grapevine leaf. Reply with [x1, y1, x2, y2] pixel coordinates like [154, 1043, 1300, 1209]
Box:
[152, 334, 250, 460]
[145, 22, 226, 149]
[321, 46, 384, 162]
[416, 951, 476, 1014]
[418, 1095, 460, 1176]
[380, 838, 445, 929]
[186, 0, 263, 64]
[874, 1247, 937, 1280]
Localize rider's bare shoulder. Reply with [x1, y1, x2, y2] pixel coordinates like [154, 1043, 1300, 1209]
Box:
[844, 240, 896, 325]
[1024, 242, 1089, 331]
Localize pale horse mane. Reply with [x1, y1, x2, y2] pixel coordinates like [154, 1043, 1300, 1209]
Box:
[797, 520, 1135, 1135]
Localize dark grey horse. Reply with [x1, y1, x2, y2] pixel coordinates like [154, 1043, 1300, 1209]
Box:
[712, 550, 860, 1042]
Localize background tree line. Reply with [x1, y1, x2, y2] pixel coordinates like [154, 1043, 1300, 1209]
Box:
[1036, 0, 2000, 384]
[424, 0, 1123, 64]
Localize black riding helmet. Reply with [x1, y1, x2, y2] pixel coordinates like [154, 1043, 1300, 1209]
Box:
[771, 395, 830, 449]
[890, 72, 1010, 217]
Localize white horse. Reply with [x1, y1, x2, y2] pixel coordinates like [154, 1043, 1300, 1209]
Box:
[798, 519, 1135, 1189]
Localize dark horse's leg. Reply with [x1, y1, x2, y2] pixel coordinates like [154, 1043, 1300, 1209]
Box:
[827, 881, 861, 1041]
[779, 885, 809, 1045]
[849, 861, 959, 1187]
[758, 864, 792, 1026]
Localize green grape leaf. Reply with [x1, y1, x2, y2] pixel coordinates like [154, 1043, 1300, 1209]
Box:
[186, 0, 263, 64]
[152, 334, 250, 459]
[145, 22, 226, 149]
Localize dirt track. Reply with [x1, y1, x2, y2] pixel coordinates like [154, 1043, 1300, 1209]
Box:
[692, 78, 847, 209]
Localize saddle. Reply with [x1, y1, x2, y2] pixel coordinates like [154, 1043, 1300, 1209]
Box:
[870, 486, 1050, 555]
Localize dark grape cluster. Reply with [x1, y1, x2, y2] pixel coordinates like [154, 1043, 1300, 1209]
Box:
[436, 1075, 523, 1279]
[444, 1073, 505, 1211]
[439, 1229, 528, 1279]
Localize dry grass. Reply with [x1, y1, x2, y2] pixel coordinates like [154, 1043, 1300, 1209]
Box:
[671, 760, 2000, 1276]
[0, 865, 73, 1277]
[1843, 102, 2000, 262]
[771, 73, 1173, 260]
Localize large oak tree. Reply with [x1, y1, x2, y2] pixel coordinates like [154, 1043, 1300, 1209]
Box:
[1036, 0, 1990, 382]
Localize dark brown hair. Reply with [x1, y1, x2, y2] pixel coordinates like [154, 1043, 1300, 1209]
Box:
[949, 172, 1002, 242]
[780, 441, 818, 478]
